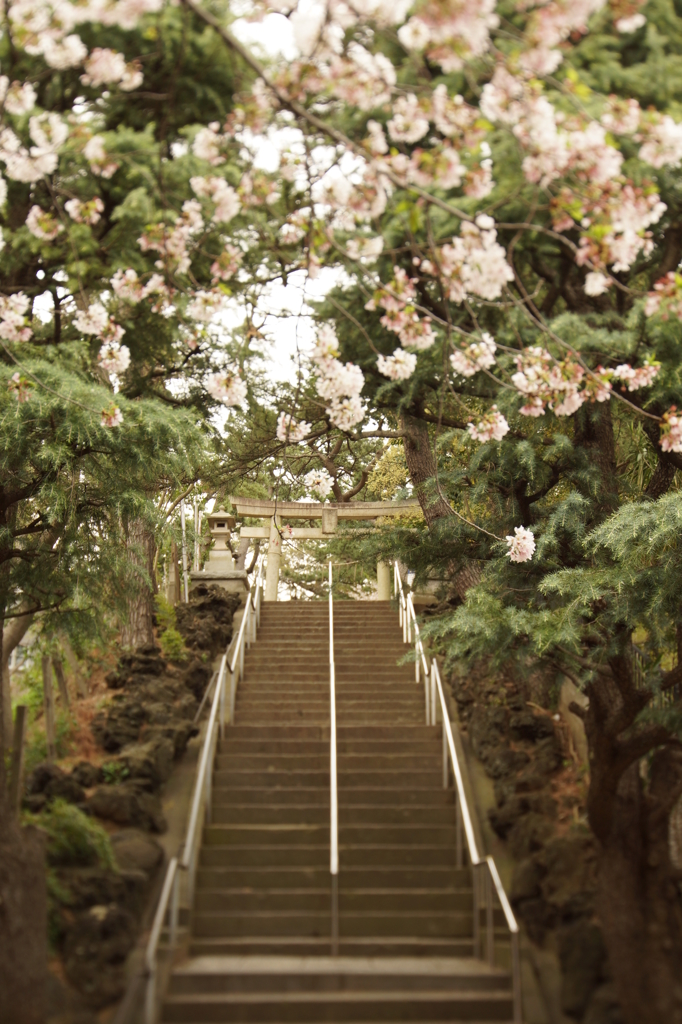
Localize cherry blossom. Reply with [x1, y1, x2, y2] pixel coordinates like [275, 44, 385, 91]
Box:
[506, 526, 536, 563]
[450, 334, 497, 377]
[611, 363, 660, 391]
[211, 246, 243, 283]
[101, 404, 123, 428]
[81, 49, 143, 91]
[377, 349, 417, 380]
[186, 290, 225, 322]
[75, 303, 110, 336]
[660, 408, 682, 453]
[644, 272, 682, 319]
[111, 269, 165, 303]
[84, 136, 119, 178]
[305, 468, 334, 499]
[0, 294, 33, 343]
[192, 123, 227, 165]
[423, 217, 514, 303]
[65, 197, 105, 225]
[584, 272, 611, 297]
[98, 342, 131, 375]
[0, 78, 37, 115]
[638, 116, 682, 169]
[191, 176, 241, 224]
[205, 368, 248, 407]
[387, 94, 429, 144]
[615, 13, 646, 32]
[276, 412, 312, 442]
[467, 405, 509, 442]
[7, 372, 32, 403]
[26, 205, 63, 241]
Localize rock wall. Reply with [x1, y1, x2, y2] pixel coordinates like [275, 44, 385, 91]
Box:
[25, 583, 240, 1018]
[450, 663, 623, 1024]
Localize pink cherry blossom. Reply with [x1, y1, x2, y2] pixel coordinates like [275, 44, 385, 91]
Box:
[304, 468, 334, 498]
[101, 404, 123, 428]
[98, 342, 131, 374]
[660, 408, 682, 453]
[26, 205, 63, 240]
[276, 412, 312, 442]
[612, 363, 660, 391]
[206, 368, 248, 407]
[75, 302, 110, 336]
[584, 272, 611, 296]
[0, 293, 33, 343]
[467, 405, 509, 442]
[387, 94, 429, 144]
[65, 197, 104, 225]
[8, 371, 32, 403]
[506, 526, 536, 563]
[377, 349, 417, 380]
[450, 333, 497, 377]
[84, 135, 119, 178]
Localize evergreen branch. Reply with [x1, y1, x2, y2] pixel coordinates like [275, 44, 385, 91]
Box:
[555, 645, 612, 675]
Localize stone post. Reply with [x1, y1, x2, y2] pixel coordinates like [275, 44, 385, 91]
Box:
[264, 517, 281, 602]
[377, 560, 391, 601]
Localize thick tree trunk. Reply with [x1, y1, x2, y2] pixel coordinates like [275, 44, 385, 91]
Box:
[400, 412, 482, 598]
[584, 670, 682, 1024]
[120, 519, 156, 649]
[400, 412, 452, 526]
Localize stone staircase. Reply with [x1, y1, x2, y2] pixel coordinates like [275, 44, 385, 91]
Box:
[161, 600, 513, 1022]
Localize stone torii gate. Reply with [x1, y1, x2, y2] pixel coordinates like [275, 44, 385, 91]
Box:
[228, 495, 421, 601]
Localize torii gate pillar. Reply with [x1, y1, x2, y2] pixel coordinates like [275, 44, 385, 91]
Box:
[264, 517, 281, 602]
[377, 560, 391, 601]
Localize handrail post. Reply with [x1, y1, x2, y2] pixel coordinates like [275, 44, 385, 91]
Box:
[442, 718, 448, 789]
[512, 931, 522, 1023]
[329, 560, 339, 956]
[486, 865, 494, 967]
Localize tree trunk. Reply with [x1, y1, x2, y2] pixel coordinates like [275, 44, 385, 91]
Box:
[0, 626, 48, 1024]
[584, 671, 682, 1024]
[400, 412, 453, 526]
[400, 413, 482, 599]
[120, 519, 156, 649]
[0, 610, 34, 750]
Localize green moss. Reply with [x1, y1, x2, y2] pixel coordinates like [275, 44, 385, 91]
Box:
[24, 799, 116, 870]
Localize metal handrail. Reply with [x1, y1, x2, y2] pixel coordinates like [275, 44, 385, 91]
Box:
[143, 556, 265, 1024]
[393, 564, 522, 1024]
[329, 559, 339, 954]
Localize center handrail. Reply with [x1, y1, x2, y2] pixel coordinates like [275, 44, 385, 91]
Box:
[393, 563, 522, 1024]
[329, 559, 339, 954]
[143, 554, 265, 1024]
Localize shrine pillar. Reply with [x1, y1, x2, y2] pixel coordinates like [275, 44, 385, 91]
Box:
[377, 560, 391, 601]
[264, 516, 281, 602]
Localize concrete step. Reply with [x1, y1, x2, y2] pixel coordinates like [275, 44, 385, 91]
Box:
[210, 788, 454, 807]
[203, 825, 460, 846]
[212, 771, 443, 787]
[219, 740, 439, 755]
[161, 989, 512, 1021]
[188, 937, 476, 958]
[168, 955, 510, 994]
[220, 726, 438, 740]
[210, 807, 457, 827]
[199, 846, 467, 869]
[193, 890, 473, 914]
[196, 868, 471, 889]
[191, 910, 474, 939]
[214, 755, 440, 771]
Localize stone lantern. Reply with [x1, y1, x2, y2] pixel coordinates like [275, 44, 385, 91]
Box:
[189, 510, 249, 597]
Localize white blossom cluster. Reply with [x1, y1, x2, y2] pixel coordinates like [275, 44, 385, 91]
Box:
[506, 526, 536, 563]
[304, 468, 334, 498]
[205, 368, 248, 407]
[312, 325, 365, 430]
[276, 413, 312, 442]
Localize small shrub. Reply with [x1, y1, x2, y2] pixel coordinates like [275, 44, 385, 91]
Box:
[159, 627, 188, 664]
[102, 760, 130, 784]
[155, 594, 176, 633]
[25, 799, 116, 870]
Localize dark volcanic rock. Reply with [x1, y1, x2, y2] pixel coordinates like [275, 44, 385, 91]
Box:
[117, 736, 175, 789]
[91, 699, 148, 753]
[86, 784, 166, 832]
[559, 920, 607, 1018]
[175, 582, 240, 655]
[62, 904, 137, 1009]
[509, 710, 556, 743]
[110, 829, 163, 878]
[27, 762, 65, 795]
[44, 774, 86, 805]
[104, 643, 166, 689]
[71, 762, 104, 788]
